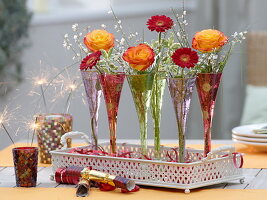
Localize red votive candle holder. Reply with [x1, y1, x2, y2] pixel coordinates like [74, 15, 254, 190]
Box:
[12, 147, 38, 187]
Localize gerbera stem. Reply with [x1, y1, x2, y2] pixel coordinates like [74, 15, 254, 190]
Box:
[155, 32, 162, 71]
[182, 68, 185, 78]
[158, 32, 162, 56]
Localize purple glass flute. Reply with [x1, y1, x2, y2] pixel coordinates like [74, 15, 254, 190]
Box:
[81, 70, 102, 149]
[99, 73, 125, 154]
[13, 147, 38, 187]
[167, 77, 196, 163]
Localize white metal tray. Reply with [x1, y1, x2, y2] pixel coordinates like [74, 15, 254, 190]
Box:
[50, 132, 244, 193]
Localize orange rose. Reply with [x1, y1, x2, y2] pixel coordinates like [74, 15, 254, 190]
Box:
[122, 44, 155, 71]
[84, 29, 114, 52]
[192, 29, 228, 52]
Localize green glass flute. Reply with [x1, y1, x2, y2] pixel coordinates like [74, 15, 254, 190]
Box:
[151, 71, 166, 159]
[127, 73, 154, 155]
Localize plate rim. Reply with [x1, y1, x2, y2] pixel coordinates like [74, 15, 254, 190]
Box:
[232, 134, 267, 143]
[232, 123, 267, 138]
[233, 138, 267, 146]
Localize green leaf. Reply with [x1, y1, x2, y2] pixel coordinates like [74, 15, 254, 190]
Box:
[100, 49, 108, 59]
[108, 48, 113, 58]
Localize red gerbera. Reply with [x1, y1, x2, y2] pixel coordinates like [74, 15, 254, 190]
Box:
[146, 15, 174, 32]
[80, 51, 101, 70]
[171, 48, 199, 68]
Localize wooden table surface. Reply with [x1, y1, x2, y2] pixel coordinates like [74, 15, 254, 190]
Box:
[1, 140, 266, 190]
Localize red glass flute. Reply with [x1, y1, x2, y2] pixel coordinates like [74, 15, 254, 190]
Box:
[98, 72, 125, 154]
[196, 73, 222, 157]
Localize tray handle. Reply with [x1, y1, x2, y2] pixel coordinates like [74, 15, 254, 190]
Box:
[61, 131, 91, 149]
[202, 145, 235, 161]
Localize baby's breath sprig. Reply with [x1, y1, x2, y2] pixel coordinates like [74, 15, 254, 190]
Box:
[63, 24, 89, 61]
[108, 7, 131, 47]
[171, 8, 190, 48]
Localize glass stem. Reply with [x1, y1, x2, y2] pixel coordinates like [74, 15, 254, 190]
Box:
[90, 117, 98, 150]
[204, 111, 213, 157]
[109, 117, 117, 154]
[139, 113, 147, 156]
[152, 76, 161, 159]
[177, 117, 185, 163]
[204, 127, 211, 157]
[154, 119, 160, 159]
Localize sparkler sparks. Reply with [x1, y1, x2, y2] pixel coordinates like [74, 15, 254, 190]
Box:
[28, 61, 52, 113]
[51, 68, 82, 113]
[0, 58, 83, 147]
[26, 120, 40, 131]
[19, 115, 40, 146]
[0, 106, 20, 146]
[68, 83, 78, 91]
[0, 107, 8, 124]
[34, 78, 47, 86]
[0, 106, 19, 126]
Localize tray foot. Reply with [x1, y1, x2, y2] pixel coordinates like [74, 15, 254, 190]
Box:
[184, 189, 190, 194]
[240, 178, 245, 184]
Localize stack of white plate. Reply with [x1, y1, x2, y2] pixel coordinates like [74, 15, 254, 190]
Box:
[232, 123, 267, 149]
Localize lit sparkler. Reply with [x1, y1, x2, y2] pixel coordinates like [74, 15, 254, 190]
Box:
[52, 68, 82, 113]
[24, 117, 40, 146]
[29, 61, 80, 114]
[31, 62, 50, 113]
[0, 106, 19, 146]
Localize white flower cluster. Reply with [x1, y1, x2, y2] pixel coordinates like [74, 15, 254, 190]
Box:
[231, 31, 248, 45]
[176, 10, 188, 26]
[72, 23, 78, 32]
[114, 23, 123, 33]
[63, 24, 89, 60]
[128, 32, 139, 40]
[199, 53, 218, 67]
[63, 34, 72, 50]
[172, 9, 190, 48]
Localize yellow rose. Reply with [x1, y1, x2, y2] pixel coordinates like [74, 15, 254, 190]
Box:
[84, 29, 114, 52]
[192, 29, 228, 53]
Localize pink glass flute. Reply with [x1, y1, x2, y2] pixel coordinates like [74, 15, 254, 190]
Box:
[99, 73, 125, 154]
[196, 73, 222, 157]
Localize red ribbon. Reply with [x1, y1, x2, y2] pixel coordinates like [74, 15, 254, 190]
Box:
[222, 152, 243, 168]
